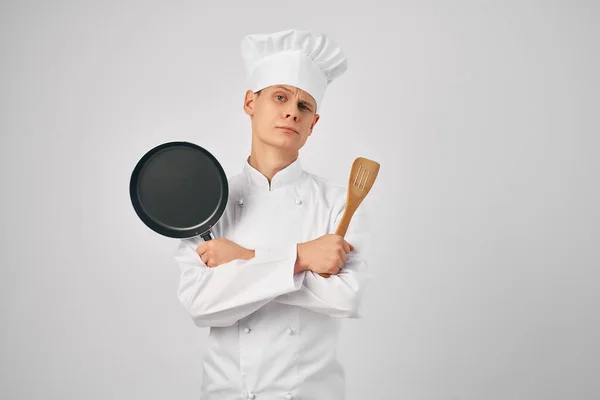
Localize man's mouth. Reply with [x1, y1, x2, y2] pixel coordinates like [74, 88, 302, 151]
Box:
[276, 126, 299, 134]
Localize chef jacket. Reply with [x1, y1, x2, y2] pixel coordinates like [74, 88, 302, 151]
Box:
[173, 156, 373, 400]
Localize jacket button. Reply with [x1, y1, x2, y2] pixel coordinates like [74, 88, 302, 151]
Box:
[238, 199, 244, 205]
[244, 327, 251, 333]
[248, 393, 255, 399]
[286, 327, 293, 334]
[294, 198, 302, 205]
[286, 393, 293, 399]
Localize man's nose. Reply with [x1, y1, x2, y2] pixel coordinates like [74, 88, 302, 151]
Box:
[285, 103, 300, 120]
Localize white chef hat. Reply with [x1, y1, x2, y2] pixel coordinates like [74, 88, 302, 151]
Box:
[240, 29, 348, 111]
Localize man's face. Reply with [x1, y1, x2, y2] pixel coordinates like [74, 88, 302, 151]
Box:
[244, 84, 320, 153]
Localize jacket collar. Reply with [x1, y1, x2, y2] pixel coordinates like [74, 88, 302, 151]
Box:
[243, 156, 304, 191]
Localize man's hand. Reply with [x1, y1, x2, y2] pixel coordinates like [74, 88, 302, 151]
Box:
[196, 238, 255, 268]
[295, 234, 354, 275]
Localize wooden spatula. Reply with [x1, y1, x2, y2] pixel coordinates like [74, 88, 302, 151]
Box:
[319, 157, 380, 278]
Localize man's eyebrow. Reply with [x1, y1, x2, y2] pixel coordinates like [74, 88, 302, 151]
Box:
[273, 85, 315, 108]
[274, 85, 293, 92]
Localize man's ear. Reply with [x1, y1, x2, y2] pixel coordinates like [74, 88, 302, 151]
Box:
[308, 113, 320, 136]
[243, 90, 256, 116]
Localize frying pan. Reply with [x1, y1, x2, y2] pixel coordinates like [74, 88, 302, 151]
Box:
[129, 141, 228, 241]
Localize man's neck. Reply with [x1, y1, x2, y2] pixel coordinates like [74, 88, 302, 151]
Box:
[248, 142, 298, 185]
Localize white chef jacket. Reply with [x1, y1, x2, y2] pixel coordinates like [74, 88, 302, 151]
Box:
[173, 156, 373, 400]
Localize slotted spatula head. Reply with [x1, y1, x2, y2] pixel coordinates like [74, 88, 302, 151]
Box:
[347, 157, 380, 206]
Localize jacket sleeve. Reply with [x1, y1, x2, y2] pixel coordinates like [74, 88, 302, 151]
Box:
[174, 238, 304, 328]
[272, 203, 373, 318]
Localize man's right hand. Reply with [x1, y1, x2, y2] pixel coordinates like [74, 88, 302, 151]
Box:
[294, 234, 355, 275]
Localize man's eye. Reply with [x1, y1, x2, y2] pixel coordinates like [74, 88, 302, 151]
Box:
[275, 95, 285, 101]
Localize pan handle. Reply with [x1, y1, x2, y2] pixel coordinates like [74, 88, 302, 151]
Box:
[200, 230, 214, 242]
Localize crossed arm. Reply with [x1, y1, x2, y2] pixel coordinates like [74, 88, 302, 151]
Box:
[174, 206, 372, 327]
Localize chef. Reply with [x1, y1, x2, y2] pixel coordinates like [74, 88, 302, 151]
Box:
[173, 28, 373, 400]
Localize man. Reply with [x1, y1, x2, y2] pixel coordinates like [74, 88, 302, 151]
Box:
[174, 29, 372, 399]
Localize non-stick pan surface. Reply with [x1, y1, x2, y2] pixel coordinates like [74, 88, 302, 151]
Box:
[129, 141, 228, 240]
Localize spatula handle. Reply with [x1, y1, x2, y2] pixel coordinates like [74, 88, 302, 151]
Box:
[334, 206, 355, 237]
[318, 205, 357, 278]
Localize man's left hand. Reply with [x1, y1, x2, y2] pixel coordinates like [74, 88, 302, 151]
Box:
[196, 238, 255, 268]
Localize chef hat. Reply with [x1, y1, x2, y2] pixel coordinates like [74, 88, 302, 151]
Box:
[240, 29, 348, 111]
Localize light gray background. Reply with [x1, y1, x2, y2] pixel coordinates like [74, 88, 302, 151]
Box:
[1, 1, 598, 399]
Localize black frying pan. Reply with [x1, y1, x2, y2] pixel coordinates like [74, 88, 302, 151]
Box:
[129, 141, 228, 241]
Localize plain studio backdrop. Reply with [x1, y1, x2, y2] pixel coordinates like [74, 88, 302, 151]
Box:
[1, 1, 598, 399]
